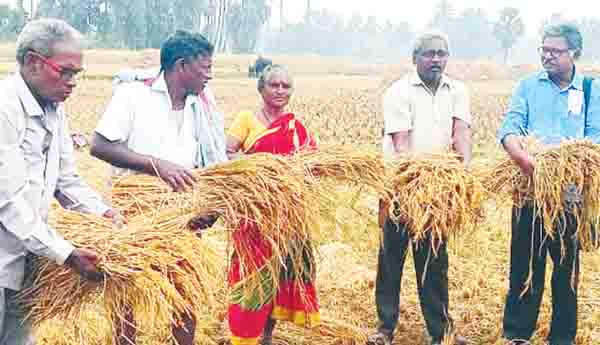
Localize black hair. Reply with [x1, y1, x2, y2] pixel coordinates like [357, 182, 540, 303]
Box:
[160, 30, 214, 72]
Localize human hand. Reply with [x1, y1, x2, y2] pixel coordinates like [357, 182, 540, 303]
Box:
[515, 151, 536, 177]
[103, 209, 127, 229]
[65, 248, 104, 282]
[151, 158, 196, 192]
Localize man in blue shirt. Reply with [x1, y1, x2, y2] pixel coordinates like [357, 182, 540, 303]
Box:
[497, 23, 600, 345]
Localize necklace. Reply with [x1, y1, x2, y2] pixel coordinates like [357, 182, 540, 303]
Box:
[261, 108, 276, 125]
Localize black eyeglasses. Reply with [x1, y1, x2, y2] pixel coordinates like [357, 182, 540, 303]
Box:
[537, 46, 571, 58]
[420, 50, 449, 59]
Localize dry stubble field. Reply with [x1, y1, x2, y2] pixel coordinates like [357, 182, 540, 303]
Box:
[1, 45, 599, 345]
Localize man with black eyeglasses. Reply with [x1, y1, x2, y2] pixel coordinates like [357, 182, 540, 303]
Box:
[368, 31, 471, 345]
[498, 23, 600, 345]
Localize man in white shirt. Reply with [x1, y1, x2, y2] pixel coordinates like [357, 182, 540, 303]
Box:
[90, 30, 227, 345]
[369, 31, 472, 345]
[0, 19, 118, 345]
[91, 31, 227, 192]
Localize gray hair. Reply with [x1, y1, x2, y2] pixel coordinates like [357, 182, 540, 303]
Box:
[542, 23, 583, 58]
[412, 30, 451, 58]
[16, 18, 81, 65]
[257, 64, 293, 92]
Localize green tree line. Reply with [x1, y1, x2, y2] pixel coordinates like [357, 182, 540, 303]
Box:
[0, 0, 599, 64]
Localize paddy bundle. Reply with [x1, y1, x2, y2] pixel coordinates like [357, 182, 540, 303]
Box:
[387, 153, 487, 253]
[289, 146, 388, 238]
[19, 210, 221, 333]
[480, 135, 545, 199]
[111, 147, 387, 252]
[291, 145, 385, 190]
[112, 153, 321, 303]
[110, 175, 179, 218]
[113, 154, 314, 228]
[485, 140, 600, 250]
[113, 146, 387, 218]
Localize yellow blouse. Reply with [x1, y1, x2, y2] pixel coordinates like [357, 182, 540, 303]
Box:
[227, 110, 268, 152]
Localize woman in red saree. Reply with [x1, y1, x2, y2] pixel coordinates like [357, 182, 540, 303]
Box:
[226, 65, 320, 345]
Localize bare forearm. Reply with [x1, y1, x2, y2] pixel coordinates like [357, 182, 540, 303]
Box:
[454, 139, 472, 166]
[502, 134, 527, 162]
[503, 134, 536, 176]
[390, 131, 410, 155]
[451, 119, 472, 166]
[453, 131, 472, 166]
[90, 133, 155, 175]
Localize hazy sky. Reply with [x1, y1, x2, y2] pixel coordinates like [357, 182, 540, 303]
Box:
[279, 0, 597, 34]
[7, 0, 598, 36]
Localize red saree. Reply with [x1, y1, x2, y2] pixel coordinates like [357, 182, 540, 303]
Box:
[228, 113, 320, 345]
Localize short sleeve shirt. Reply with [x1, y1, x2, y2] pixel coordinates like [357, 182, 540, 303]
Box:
[95, 74, 198, 177]
[382, 73, 471, 157]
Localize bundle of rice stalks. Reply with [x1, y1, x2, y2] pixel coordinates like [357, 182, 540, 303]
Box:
[289, 145, 386, 241]
[113, 153, 314, 232]
[110, 148, 388, 307]
[291, 145, 385, 190]
[113, 146, 386, 218]
[111, 147, 387, 262]
[484, 140, 600, 250]
[36, 298, 228, 345]
[387, 153, 487, 253]
[110, 177, 179, 218]
[480, 135, 544, 198]
[19, 210, 222, 340]
[112, 153, 321, 305]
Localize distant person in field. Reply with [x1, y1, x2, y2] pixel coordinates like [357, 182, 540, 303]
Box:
[0, 18, 122, 345]
[249, 54, 273, 78]
[368, 31, 471, 345]
[226, 64, 319, 345]
[90, 30, 228, 345]
[498, 23, 600, 345]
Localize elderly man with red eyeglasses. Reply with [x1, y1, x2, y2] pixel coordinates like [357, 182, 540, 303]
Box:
[0, 18, 122, 345]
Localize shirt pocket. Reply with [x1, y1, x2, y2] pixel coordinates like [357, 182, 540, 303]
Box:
[22, 124, 56, 194]
[0, 145, 27, 201]
[20, 125, 51, 165]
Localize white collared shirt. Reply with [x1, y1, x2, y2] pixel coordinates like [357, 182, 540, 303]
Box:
[96, 73, 201, 178]
[0, 73, 109, 290]
[382, 72, 471, 158]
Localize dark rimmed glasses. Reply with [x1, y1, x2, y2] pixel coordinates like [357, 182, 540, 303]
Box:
[537, 46, 571, 58]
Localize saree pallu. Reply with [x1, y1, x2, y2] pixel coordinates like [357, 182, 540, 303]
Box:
[242, 113, 316, 155]
[228, 113, 320, 345]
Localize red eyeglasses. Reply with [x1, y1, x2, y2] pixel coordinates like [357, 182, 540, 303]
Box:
[30, 51, 83, 80]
